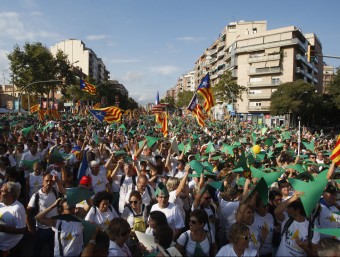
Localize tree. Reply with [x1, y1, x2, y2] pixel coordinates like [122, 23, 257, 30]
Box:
[212, 71, 247, 103]
[326, 67, 340, 109]
[7, 42, 59, 95]
[270, 80, 318, 125]
[176, 90, 195, 108]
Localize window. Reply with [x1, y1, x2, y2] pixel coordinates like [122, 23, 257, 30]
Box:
[271, 77, 280, 85]
[253, 28, 257, 34]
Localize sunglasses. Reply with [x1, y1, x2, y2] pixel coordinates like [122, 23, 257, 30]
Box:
[241, 235, 251, 241]
[120, 229, 131, 237]
[129, 200, 138, 204]
[189, 219, 198, 225]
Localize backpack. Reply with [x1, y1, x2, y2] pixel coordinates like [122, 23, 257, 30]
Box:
[281, 205, 321, 247]
[120, 175, 137, 187]
[127, 204, 146, 232]
[32, 187, 59, 217]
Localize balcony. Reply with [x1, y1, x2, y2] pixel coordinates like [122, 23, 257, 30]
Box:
[247, 80, 282, 88]
[247, 105, 270, 111]
[236, 38, 306, 54]
[248, 67, 281, 75]
[247, 93, 272, 99]
[296, 54, 318, 73]
[296, 67, 306, 76]
[248, 54, 281, 63]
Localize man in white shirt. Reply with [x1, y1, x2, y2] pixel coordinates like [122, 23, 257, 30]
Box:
[150, 182, 184, 240]
[0, 182, 26, 255]
[87, 160, 111, 194]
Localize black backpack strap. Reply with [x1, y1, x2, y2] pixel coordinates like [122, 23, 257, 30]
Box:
[132, 176, 136, 185]
[34, 192, 40, 211]
[58, 220, 64, 257]
[126, 204, 136, 217]
[146, 185, 152, 199]
[281, 217, 294, 238]
[209, 204, 216, 217]
[120, 175, 126, 186]
[308, 204, 322, 246]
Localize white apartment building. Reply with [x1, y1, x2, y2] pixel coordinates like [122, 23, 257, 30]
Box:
[193, 20, 323, 126]
[50, 39, 110, 83]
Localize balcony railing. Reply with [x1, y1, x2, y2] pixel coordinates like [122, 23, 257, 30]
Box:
[236, 38, 306, 54]
[248, 54, 281, 63]
[248, 67, 281, 75]
[247, 80, 282, 88]
[247, 93, 272, 99]
[296, 54, 318, 73]
[247, 105, 270, 111]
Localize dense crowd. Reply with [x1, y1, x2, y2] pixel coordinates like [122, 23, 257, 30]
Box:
[0, 112, 339, 257]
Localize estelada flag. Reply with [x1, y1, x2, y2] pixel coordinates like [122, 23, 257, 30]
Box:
[330, 135, 340, 166]
[30, 104, 39, 113]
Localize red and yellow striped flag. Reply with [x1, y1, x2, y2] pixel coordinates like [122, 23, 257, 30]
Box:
[192, 103, 205, 127]
[38, 102, 44, 122]
[330, 135, 340, 166]
[30, 104, 39, 113]
[155, 111, 168, 137]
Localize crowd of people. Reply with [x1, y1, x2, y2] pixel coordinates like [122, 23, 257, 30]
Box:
[0, 111, 339, 257]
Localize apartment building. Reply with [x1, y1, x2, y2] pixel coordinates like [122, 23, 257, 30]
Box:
[50, 39, 110, 83]
[193, 20, 323, 125]
[323, 65, 335, 93]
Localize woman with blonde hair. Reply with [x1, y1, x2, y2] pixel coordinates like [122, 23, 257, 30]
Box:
[216, 222, 257, 257]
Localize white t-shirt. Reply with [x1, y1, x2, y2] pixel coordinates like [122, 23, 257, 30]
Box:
[117, 175, 135, 213]
[169, 190, 185, 221]
[0, 200, 26, 251]
[53, 220, 83, 257]
[216, 244, 257, 257]
[150, 202, 184, 231]
[28, 173, 43, 198]
[88, 171, 109, 194]
[276, 214, 320, 257]
[85, 205, 118, 231]
[218, 199, 239, 231]
[20, 151, 42, 178]
[108, 240, 132, 257]
[253, 212, 274, 255]
[27, 188, 59, 229]
[317, 203, 340, 238]
[176, 230, 215, 257]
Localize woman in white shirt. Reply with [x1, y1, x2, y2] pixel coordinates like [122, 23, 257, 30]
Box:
[121, 191, 147, 232]
[175, 209, 217, 257]
[216, 222, 257, 257]
[85, 191, 119, 231]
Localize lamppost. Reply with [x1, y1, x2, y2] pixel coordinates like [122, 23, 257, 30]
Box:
[18, 80, 63, 113]
[297, 91, 308, 156]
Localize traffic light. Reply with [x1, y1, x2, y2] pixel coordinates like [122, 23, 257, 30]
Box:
[307, 45, 315, 62]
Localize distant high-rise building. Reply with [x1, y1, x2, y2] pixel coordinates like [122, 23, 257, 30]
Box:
[50, 39, 110, 83]
[322, 65, 335, 93]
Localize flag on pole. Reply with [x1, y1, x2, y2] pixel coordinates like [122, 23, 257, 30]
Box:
[156, 91, 160, 105]
[80, 79, 96, 95]
[196, 73, 214, 113]
[30, 104, 39, 113]
[50, 105, 60, 120]
[187, 94, 205, 127]
[77, 150, 88, 181]
[89, 106, 123, 123]
[330, 135, 340, 166]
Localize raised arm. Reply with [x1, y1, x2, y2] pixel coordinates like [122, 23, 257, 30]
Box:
[35, 198, 60, 227]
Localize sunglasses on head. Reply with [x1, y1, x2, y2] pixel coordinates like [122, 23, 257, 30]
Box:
[120, 228, 131, 237]
[241, 235, 251, 241]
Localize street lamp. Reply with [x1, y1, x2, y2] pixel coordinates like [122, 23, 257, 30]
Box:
[297, 91, 308, 155]
[18, 80, 63, 113]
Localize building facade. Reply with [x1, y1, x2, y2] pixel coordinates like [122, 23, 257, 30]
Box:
[50, 39, 110, 83]
[192, 20, 323, 126]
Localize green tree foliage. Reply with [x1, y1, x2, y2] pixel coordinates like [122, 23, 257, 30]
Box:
[270, 80, 317, 115]
[326, 67, 340, 109]
[7, 42, 61, 95]
[176, 90, 194, 108]
[212, 71, 247, 103]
